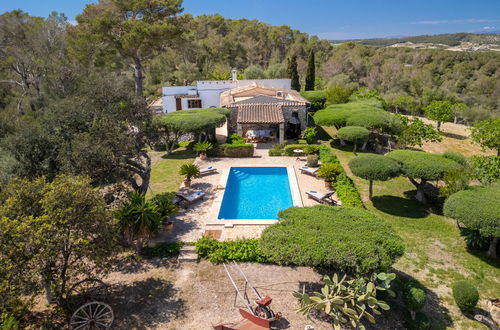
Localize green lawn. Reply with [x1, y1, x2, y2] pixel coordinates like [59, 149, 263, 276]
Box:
[149, 148, 196, 195]
[323, 138, 500, 329]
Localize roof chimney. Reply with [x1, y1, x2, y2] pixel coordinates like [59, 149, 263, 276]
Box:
[231, 69, 238, 81]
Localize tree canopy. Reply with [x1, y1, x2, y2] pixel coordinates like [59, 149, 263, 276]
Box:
[349, 154, 401, 200]
[471, 118, 500, 156]
[423, 100, 454, 131]
[387, 150, 461, 202]
[336, 126, 370, 152]
[444, 184, 500, 258]
[260, 205, 404, 275]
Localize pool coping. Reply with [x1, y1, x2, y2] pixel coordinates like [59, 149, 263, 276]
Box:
[206, 165, 303, 226]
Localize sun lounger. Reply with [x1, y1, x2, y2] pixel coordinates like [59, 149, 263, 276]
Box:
[299, 166, 318, 176]
[200, 166, 217, 175]
[305, 190, 336, 205]
[174, 191, 206, 208]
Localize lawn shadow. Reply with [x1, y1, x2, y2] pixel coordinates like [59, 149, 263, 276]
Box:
[161, 148, 196, 160]
[467, 249, 500, 269]
[372, 195, 429, 218]
[108, 277, 185, 329]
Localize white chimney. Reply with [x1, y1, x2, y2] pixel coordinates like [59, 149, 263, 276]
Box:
[231, 69, 238, 81]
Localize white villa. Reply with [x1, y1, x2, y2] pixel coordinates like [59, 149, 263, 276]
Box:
[161, 71, 310, 143]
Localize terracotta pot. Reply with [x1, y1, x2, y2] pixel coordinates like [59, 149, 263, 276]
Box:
[324, 181, 332, 188]
[184, 180, 191, 188]
[163, 221, 173, 231]
[199, 153, 207, 160]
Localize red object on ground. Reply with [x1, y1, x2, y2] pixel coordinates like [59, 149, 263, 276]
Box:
[255, 296, 272, 307]
[213, 309, 270, 330]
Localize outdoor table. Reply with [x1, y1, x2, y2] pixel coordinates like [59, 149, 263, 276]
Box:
[293, 149, 303, 160]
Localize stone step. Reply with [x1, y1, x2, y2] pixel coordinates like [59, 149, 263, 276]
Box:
[178, 245, 198, 262]
[180, 245, 196, 252]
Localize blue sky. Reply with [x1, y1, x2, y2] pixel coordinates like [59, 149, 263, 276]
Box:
[2, 0, 499, 39]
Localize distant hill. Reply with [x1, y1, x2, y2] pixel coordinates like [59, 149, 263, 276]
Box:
[331, 32, 500, 47]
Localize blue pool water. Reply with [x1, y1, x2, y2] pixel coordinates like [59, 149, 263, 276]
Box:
[218, 167, 293, 220]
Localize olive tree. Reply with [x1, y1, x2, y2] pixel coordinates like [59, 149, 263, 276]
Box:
[336, 126, 370, 152]
[349, 154, 401, 200]
[471, 118, 500, 156]
[444, 184, 500, 259]
[387, 150, 461, 203]
[423, 100, 453, 131]
[0, 175, 117, 305]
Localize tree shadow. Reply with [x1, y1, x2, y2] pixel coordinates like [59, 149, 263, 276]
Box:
[372, 195, 429, 218]
[467, 249, 500, 269]
[108, 278, 186, 329]
[161, 149, 196, 160]
[443, 131, 468, 140]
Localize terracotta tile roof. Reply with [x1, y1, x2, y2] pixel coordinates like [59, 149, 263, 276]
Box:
[236, 103, 285, 124]
[220, 82, 309, 107]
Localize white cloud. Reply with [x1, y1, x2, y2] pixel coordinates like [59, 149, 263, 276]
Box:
[412, 18, 499, 25]
[483, 26, 495, 30]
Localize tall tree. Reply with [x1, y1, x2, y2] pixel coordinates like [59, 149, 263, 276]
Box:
[423, 100, 454, 131]
[287, 54, 300, 91]
[305, 49, 315, 91]
[471, 118, 500, 156]
[72, 0, 185, 96]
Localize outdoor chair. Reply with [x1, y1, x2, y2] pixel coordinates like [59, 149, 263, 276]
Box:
[200, 166, 217, 176]
[299, 165, 318, 176]
[173, 191, 206, 209]
[305, 190, 336, 205]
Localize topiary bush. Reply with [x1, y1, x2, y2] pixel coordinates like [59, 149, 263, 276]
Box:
[349, 154, 401, 200]
[195, 237, 268, 264]
[404, 286, 427, 320]
[220, 144, 254, 157]
[336, 126, 370, 152]
[260, 205, 404, 274]
[452, 280, 479, 313]
[442, 151, 468, 167]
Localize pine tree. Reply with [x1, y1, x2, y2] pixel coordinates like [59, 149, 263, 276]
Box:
[305, 50, 315, 91]
[287, 55, 301, 91]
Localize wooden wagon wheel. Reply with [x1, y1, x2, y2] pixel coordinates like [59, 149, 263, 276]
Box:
[70, 302, 114, 329]
[65, 279, 109, 311]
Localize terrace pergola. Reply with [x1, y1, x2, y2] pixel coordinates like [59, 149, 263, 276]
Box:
[235, 103, 285, 143]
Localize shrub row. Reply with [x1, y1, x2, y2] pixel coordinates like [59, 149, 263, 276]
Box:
[220, 143, 254, 157]
[283, 144, 308, 156]
[195, 237, 268, 264]
[318, 145, 364, 208]
[140, 241, 184, 259]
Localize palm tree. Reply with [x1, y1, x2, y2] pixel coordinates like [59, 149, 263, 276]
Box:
[115, 191, 162, 254]
[179, 163, 200, 187]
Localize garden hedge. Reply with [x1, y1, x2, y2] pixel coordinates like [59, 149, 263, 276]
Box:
[196, 237, 268, 263]
[220, 143, 254, 157]
[260, 205, 404, 274]
[283, 143, 309, 156]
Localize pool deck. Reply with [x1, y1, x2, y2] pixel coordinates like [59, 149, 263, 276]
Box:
[152, 144, 340, 242]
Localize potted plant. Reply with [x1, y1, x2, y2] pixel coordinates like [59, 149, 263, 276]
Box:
[179, 163, 201, 188]
[163, 220, 174, 231]
[194, 141, 213, 160]
[317, 163, 342, 188]
[151, 192, 178, 231]
[306, 154, 319, 167]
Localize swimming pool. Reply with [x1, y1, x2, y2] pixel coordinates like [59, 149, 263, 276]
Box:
[218, 167, 294, 220]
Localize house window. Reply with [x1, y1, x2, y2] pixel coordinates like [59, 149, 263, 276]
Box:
[188, 99, 202, 109]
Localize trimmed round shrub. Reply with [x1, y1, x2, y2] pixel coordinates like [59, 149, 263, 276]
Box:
[260, 206, 404, 274]
[387, 150, 461, 182]
[300, 90, 326, 111]
[314, 107, 352, 128]
[444, 184, 500, 257]
[346, 110, 395, 132]
[349, 154, 401, 200]
[404, 286, 427, 315]
[153, 107, 229, 133]
[452, 281, 479, 313]
[336, 126, 369, 144]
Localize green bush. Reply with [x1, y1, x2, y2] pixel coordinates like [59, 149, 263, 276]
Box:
[319, 145, 340, 164]
[303, 144, 320, 155]
[227, 133, 245, 145]
[151, 192, 178, 219]
[471, 155, 500, 184]
[268, 143, 285, 156]
[300, 90, 326, 111]
[306, 154, 319, 167]
[260, 206, 404, 274]
[302, 127, 317, 144]
[0, 313, 20, 330]
[404, 311, 431, 330]
[442, 151, 468, 167]
[283, 144, 309, 156]
[326, 85, 352, 104]
[452, 281, 479, 313]
[334, 173, 364, 208]
[196, 237, 268, 264]
[140, 241, 184, 259]
[336, 126, 370, 145]
[459, 227, 490, 251]
[404, 286, 427, 314]
[317, 163, 343, 182]
[220, 144, 254, 157]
